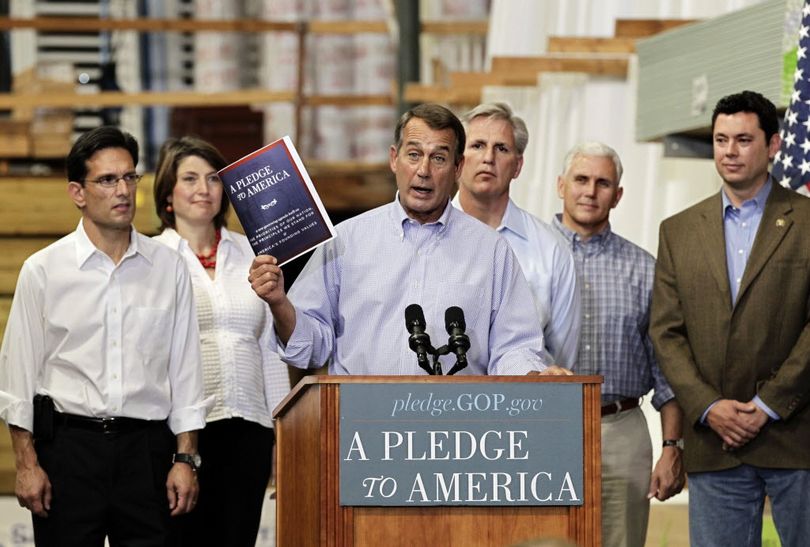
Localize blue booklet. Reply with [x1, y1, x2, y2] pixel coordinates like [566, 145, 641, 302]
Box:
[219, 136, 336, 265]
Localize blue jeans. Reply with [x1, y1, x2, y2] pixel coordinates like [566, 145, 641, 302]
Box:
[688, 465, 810, 547]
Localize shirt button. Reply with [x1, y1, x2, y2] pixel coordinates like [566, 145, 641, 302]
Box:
[584, 313, 591, 319]
[584, 283, 591, 290]
[736, 277, 741, 284]
[112, 341, 117, 347]
[738, 249, 744, 254]
[112, 373, 118, 380]
[584, 345, 591, 351]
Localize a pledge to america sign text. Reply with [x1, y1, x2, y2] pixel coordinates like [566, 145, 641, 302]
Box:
[339, 382, 583, 506]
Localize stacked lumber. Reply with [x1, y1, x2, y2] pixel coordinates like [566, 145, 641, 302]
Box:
[404, 18, 697, 106]
[0, 63, 75, 159]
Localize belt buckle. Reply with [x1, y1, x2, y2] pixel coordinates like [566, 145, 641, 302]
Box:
[101, 418, 117, 435]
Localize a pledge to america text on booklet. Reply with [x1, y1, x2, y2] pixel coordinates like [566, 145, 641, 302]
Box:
[219, 136, 336, 265]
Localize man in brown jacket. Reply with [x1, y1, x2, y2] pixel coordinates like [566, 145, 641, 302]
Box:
[651, 90, 810, 547]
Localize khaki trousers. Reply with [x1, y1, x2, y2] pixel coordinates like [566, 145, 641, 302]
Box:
[601, 406, 653, 547]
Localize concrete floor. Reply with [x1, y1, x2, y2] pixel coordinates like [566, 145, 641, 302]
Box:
[646, 504, 689, 547]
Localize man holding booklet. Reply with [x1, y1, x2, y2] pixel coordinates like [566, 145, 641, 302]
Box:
[249, 103, 568, 376]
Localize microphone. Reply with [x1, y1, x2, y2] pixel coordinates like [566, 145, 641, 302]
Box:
[405, 304, 435, 375]
[445, 306, 470, 376]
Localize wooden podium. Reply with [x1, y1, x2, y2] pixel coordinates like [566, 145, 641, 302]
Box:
[273, 375, 602, 546]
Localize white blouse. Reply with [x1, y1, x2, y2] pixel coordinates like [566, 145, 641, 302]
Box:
[154, 227, 291, 427]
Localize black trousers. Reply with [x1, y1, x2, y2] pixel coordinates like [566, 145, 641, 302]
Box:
[33, 417, 175, 547]
[174, 418, 274, 547]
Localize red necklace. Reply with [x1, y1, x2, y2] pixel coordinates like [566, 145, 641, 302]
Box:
[196, 229, 220, 269]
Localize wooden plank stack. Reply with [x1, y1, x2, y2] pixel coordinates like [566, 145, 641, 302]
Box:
[0, 63, 75, 160]
[404, 18, 697, 106]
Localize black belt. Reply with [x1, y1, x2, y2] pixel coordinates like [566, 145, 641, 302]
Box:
[601, 398, 640, 417]
[55, 412, 164, 435]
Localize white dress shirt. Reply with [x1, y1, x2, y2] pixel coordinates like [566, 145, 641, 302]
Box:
[154, 228, 291, 427]
[453, 197, 581, 367]
[0, 220, 207, 434]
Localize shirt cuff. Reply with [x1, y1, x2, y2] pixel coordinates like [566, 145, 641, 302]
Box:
[0, 396, 34, 432]
[167, 401, 209, 435]
[700, 399, 719, 424]
[276, 308, 319, 369]
[753, 395, 780, 421]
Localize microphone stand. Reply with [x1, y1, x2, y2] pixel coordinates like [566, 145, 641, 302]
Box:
[408, 342, 449, 375]
[408, 337, 469, 375]
[405, 307, 470, 375]
[415, 343, 447, 375]
[430, 348, 445, 375]
[446, 357, 468, 376]
[408, 332, 436, 375]
[429, 344, 469, 375]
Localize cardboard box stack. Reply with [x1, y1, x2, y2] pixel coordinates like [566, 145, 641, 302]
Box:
[1, 63, 75, 159]
[0, 119, 30, 157]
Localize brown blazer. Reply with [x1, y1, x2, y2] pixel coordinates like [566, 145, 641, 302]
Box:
[651, 182, 810, 473]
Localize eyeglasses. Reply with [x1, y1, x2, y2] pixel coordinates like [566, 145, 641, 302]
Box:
[83, 173, 142, 188]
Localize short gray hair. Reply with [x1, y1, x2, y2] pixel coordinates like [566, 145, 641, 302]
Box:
[561, 141, 623, 183]
[462, 102, 529, 155]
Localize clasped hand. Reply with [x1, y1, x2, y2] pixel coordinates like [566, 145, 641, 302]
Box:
[706, 399, 768, 450]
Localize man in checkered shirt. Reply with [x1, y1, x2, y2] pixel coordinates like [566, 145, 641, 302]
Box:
[551, 141, 685, 547]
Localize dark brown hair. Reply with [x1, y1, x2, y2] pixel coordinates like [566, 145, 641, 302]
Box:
[154, 136, 229, 230]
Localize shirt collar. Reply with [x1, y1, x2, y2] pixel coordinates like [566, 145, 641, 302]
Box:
[498, 199, 528, 240]
[220, 226, 234, 244]
[721, 176, 772, 214]
[552, 213, 612, 248]
[157, 226, 183, 250]
[392, 192, 452, 229]
[74, 219, 147, 267]
[158, 225, 234, 253]
[451, 195, 525, 240]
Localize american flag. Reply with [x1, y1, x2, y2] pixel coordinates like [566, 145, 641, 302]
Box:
[773, 0, 810, 196]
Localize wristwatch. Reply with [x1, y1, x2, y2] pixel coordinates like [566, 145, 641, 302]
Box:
[173, 452, 202, 471]
[662, 438, 684, 449]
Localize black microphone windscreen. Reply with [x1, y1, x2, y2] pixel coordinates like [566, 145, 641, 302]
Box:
[445, 306, 466, 333]
[405, 304, 426, 331]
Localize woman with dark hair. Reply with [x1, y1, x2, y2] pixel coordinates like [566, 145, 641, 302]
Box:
[153, 136, 290, 546]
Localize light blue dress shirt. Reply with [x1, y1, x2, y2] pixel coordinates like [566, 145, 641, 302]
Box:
[453, 197, 581, 367]
[278, 198, 551, 375]
[719, 179, 779, 420]
[722, 179, 771, 305]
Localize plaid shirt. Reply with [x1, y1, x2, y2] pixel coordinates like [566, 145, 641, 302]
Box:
[552, 215, 674, 409]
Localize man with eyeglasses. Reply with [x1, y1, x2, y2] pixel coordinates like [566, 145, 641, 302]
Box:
[0, 126, 207, 546]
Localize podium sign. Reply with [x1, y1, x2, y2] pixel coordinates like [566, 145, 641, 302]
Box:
[340, 382, 583, 506]
[273, 376, 602, 546]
